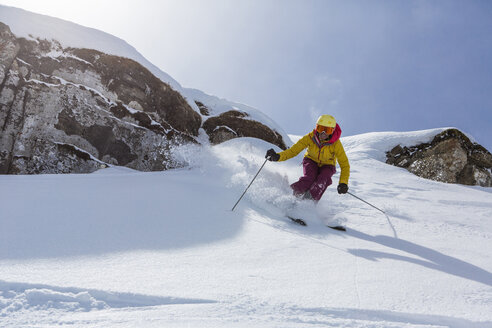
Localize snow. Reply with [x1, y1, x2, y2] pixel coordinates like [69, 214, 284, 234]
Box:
[44, 49, 94, 66]
[1, 130, 491, 327]
[24, 78, 59, 88]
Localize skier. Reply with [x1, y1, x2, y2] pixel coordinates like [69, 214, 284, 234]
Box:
[265, 114, 350, 202]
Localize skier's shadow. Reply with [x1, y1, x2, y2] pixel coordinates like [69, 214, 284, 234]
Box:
[346, 229, 492, 287]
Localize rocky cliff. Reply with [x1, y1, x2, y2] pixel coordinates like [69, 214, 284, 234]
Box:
[0, 22, 286, 174]
[386, 129, 492, 187]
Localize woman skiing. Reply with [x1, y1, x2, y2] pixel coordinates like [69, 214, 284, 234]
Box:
[265, 114, 350, 202]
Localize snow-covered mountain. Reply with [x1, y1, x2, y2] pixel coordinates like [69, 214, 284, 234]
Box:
[1, 129, 491, 327]
[0, 5, 290, 174]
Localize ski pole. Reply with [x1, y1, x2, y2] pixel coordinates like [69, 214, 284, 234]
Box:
[231, 159, 268, 211]
[347, 191, 398, 238]
[347, 191, 386, 214]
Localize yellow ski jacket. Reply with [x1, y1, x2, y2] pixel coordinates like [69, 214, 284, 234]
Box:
[277, 128, 350, 185]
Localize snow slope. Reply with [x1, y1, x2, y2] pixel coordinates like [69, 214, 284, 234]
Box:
[1, 129, 491, 327]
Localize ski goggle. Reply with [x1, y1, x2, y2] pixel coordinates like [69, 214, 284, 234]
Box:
[316, 124, 334, 135]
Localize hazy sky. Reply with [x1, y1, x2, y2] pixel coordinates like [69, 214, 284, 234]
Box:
[1, 0, 491, 150]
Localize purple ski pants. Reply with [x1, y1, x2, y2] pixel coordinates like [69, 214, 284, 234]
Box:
[290, 157, 336, 201]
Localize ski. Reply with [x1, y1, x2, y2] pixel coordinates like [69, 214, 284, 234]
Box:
[287, 215, 347, 231]
[287, 216, 307, 226]
[287, 216, 346, 231]
[327, 225, 346, 231]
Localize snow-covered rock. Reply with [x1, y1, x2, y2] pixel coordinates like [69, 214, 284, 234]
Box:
[386, 129, 492, 187]
[0, 6, 289, 174]
[0, 21, 200, 173]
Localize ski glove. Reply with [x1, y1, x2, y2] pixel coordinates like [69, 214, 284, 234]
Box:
[265, 148, 280, 162]
[337, 183, 348, 194]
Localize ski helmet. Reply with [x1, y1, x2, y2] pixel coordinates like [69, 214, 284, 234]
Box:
[316, 115, 336, 128]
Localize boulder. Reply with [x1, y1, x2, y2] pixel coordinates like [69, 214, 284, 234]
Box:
[386, 129, 492, 187]
[203, 110, 287, 150]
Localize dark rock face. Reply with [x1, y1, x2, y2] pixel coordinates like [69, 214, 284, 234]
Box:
[386, 129, 492, 187]
[0, 22, 201, 174]
[9, 140, 107, 174]
[194, 101, 210, 116]
[203, 110, 287, 150]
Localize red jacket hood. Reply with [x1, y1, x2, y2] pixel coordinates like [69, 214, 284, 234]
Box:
[329, 124, 342, 144]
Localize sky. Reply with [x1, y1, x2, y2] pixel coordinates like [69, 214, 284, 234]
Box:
[1, 0, 491, 151]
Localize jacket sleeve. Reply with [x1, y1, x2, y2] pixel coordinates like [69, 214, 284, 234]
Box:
[277, 134, 311, 161]
[335, 141, 350, 185]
